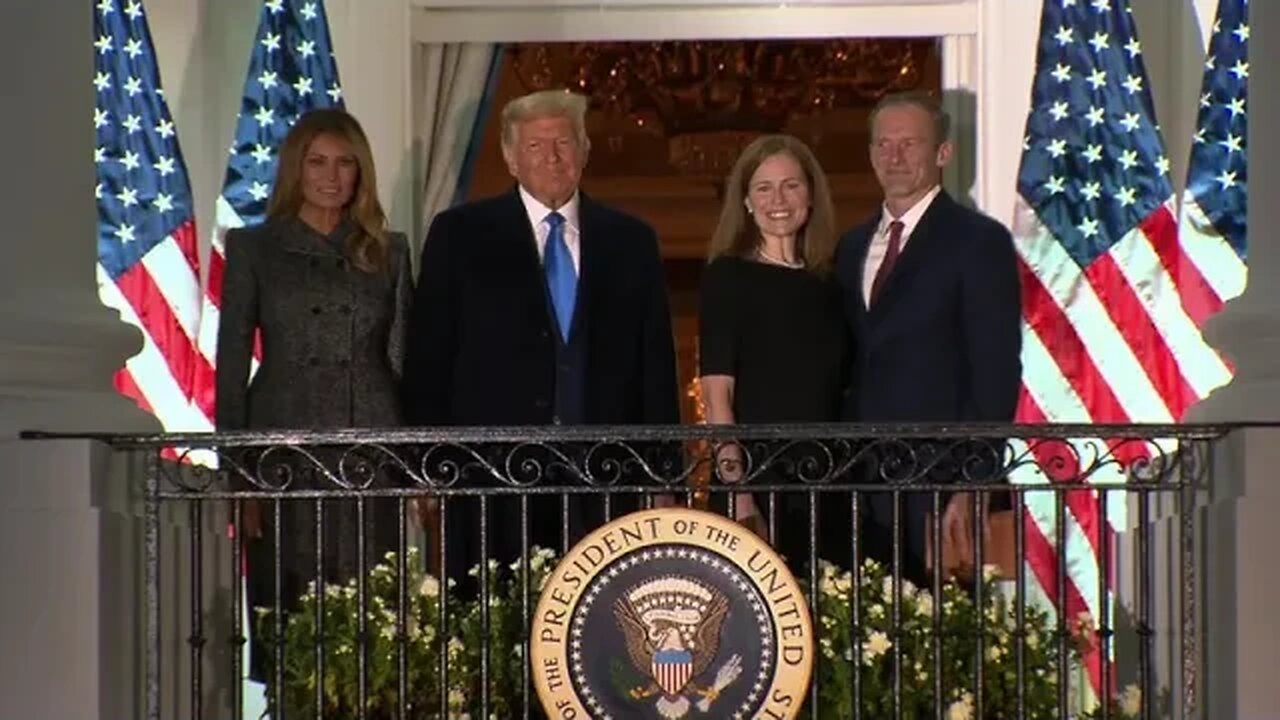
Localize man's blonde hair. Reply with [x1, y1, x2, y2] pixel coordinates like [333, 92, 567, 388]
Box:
[500, 90, 591, 151]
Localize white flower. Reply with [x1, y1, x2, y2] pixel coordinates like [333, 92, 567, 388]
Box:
[1119, 684, 1142, 716]
[419, 575, 440, 599]
[862, 631, 891, 664]
[915, 591, 934, 617]
[946, 691, 974, 720]
[447, 687, 467, 709]
[982, 563, 1000, 582]
[986, 643, 1004, 662]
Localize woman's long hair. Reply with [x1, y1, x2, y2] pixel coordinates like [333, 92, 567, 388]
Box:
[267, 108, 388, 272]
[707, 134, 838, 273]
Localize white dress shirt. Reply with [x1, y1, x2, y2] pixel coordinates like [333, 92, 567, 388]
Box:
[519, 185, 581, 275]
[862, 184, 942, 305]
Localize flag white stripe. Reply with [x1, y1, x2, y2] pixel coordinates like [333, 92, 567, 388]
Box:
[1015, 208, 1174, 422]
[1020, 320, 1093, 423]
[1107, 221, 1234, 400]
[141, 236, 203, 342]
[1178, 193, 1248, 303]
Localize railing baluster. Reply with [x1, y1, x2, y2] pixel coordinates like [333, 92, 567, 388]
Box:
[145, 449, 161, 720]
[314, 498, 326, 719]
[188, 498, 203, 719]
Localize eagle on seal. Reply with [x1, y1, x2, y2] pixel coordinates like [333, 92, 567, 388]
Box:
[612, 575, 738, 719]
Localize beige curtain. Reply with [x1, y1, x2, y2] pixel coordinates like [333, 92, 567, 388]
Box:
[411, 43, 502, 266]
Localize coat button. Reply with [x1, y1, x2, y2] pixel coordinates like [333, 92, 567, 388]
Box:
[311, 306, 322, 315]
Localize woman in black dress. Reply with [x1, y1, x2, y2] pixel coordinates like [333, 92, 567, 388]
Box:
[215, 109, 413, 681]
[698, 134, 849, 573]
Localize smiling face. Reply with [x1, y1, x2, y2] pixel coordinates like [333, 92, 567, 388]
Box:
[744, 151, 811, 242]
[299, 132, 359, 213]
[869, 102, 951, 211]
[503, 114, 587, 209]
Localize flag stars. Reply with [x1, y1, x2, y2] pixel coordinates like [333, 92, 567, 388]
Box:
[1199, 92, 1212, 109]
[1115, 186, 1137, 207]
[1090, 0, 1111, 11]
[1045, 176, 1066, 195]
[1082, 144, 1103, 164]
[1124, 38, 1141, 58]
[1216, 170, 1238, 190]
[94, 146, 107, 164]
[154, 156, 176, 177]
[254, 106, 275, 128]
[1051, 63, 1072, 83]
[1230, 60, 1249, 80]
[297, 40, 316, 59]
[1119, 112, 1141, 132]
[123, 37, 143, 59]
[154, 193, 175, 213]
[124, 76, 143, 96]
[124, 0, 142, 19]
[1122, 74, 1143, 95]
[251, 143, 273, 164]
[120, 150, 141, 170]
[1081, 181, 1102, 201]
[1219, 133, 1243, 155]
[114, 224, 136, 244]
[1048, 100, 1070, 122]
[1226, 97, 1246, 120]
[94, 72, 111, 93]
[95, 35, 113, 54]
[265, 0, 284, 13]
[1086, 68, 1107, 90]
[1154, 155, 1170, 176]
[1117, 149, 1139, 170]
[1088, 32, 1110, 54]
[1233, 23, 1249, 43]
[1077, 217, 1100, 239]
[1084, 106, 1105, 127]
[261, 32, 281, 52]
[248, 181, 271, 201]
[1055, 26, 1074, 46]
[97, 0, 113, 14]
[1046, 138, 1068, 158]
[155, 118, 175, 139]
[293, 77, 314, 97]
[1205, 55, 1215, 71]
[122, 114, 142, 133]
[95, 183, 103, 200]
[300, 2, 319, 20]
[1194, 128, 1207, 144]
[259, 70, 279, 89]
[327, 83, 343, 102]
[94, 107, 110, 128]
[116, 186, 139, 208]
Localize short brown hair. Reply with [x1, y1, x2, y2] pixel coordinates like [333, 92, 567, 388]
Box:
[707, 134, 837, 274]
[268, 108, 388, 273]
[869, 91, 951, 145]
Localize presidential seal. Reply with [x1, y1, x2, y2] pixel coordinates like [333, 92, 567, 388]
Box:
[531, 508, 813, 720]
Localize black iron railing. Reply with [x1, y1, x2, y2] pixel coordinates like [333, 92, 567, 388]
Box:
[30, 423, 1226, 720]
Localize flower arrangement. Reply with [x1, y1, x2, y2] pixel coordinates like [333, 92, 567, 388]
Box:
[258, 548, 1144, 719]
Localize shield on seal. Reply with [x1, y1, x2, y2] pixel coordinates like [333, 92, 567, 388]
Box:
[651, 648, 694, 695]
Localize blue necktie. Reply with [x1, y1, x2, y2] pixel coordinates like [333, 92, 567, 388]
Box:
[543, 211, 576, 341]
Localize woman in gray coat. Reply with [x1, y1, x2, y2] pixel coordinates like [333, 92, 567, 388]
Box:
[214, 108, 412, 681]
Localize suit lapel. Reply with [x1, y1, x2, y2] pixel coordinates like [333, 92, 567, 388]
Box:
[570, 192, 601, 342]
[868, 190, 953, 315]
[495, 188, 553, 323]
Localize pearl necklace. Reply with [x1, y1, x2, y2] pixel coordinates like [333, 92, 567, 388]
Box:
[756, 248, 805, 268]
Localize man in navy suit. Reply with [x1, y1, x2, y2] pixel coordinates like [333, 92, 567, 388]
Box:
[835, 91, 1022, 584]
[403, 90, 680, 589]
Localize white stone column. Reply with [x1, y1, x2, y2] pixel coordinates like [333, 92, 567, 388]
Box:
[0, 0, 155, 436]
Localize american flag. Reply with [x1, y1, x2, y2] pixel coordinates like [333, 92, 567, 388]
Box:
[94, 0, 213, 434]
[193, 0, 345, 413]
[1009, 0, 1235, 698]
[1178, 0, 1248, 317]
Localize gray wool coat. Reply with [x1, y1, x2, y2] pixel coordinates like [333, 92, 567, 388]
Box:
[214, 217, 412, 432]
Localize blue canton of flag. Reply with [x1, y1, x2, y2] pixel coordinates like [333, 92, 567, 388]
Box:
[1178, 0, 1248, 317]
[94, 0, 212, 432]
[194, 0, 345, 412]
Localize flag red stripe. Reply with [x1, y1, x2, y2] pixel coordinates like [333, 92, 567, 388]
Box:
[206, 247, 226, 310]
[115, 255, 198, 400]
[1149, 209, 1224, 326]
[1085, 250, 1197, 422]
[1017, 258, 1130, 423]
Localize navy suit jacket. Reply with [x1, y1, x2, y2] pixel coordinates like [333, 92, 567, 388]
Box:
[402, 187, 680, 428]
[835, 190, 1022, 424]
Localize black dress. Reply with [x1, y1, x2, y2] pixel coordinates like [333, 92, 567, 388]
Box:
[698, 255, 850, 573]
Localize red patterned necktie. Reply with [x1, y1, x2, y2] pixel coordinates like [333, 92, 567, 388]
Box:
[869, 220, 904, 304]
